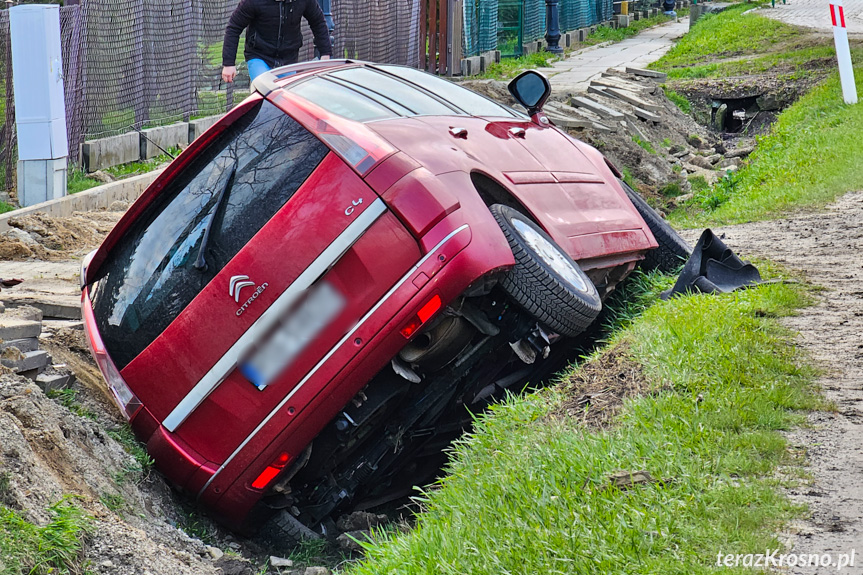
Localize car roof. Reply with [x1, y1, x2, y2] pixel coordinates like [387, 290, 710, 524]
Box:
[252, 60, 527, 123]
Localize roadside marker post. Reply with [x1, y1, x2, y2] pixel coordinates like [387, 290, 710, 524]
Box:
[830, 0, 858, 104]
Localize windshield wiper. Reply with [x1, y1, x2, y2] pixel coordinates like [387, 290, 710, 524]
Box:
[194, 162, 237, 272]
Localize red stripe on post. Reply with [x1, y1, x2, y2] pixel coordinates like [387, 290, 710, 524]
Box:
[840, 5, 847, 27]
[830, 4, 838, 26]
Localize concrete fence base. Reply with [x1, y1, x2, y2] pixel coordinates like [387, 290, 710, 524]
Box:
[80, 114, 222, 172]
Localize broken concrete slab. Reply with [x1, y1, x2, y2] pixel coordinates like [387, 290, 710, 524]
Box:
[0, 338, 40, 353]
[1, 349, 50, 373]
[587, 84, 609, 98]
[590, 76, 653, 95]
[633, 107, 661, 123]
[625, 67, 668, 82]
[24, 300, 80, 320]
[570, 96, 626, 121]
[545, 111, 594, 129]
[581, 91, 639, 123]
[0, 318, 43, 340]
[563, 107, 619, 133]
[35, 372, 73, 393]
[4, 305, 43, 322]
[726, 145, 755, 159]
[622, 120, 650, 143]
[603, 87, 664, 112]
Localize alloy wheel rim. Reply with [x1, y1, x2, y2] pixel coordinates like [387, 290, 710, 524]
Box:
[511, 218, 590, 293]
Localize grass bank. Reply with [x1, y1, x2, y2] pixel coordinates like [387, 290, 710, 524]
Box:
[647, 3, 863, 225]
[0, 498, 93, 574]
[345, 271, 823, 574]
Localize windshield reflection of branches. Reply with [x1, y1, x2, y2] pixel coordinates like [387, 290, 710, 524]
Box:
[104, 104, 326, 335]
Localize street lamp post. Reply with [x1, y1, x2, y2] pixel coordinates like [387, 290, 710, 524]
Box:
[545, 0, 564, 54]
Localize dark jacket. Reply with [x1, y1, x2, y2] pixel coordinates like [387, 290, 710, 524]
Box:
[222, 0, 332, 68]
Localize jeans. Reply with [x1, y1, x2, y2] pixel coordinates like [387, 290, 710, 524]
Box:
[247, 58, 271, 81]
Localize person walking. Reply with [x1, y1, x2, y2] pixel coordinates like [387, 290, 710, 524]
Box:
[221, 0, 332, 84]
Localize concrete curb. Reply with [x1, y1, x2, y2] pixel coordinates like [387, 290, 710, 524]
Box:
[0, 169, 162, 232]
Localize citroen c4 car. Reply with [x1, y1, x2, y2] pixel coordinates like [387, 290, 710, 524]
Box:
[80, 60, 688, 539]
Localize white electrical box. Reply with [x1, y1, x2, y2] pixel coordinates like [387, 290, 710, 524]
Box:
[10, 4, 68, 161]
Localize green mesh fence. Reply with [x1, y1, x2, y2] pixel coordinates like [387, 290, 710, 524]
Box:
[464, 0, 499, 57]
[479, 0, 614, 55]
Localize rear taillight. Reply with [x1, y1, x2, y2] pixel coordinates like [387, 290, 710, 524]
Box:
[81, 287, 142, 420]
[400, 294, 443, 338]
[251, 452, 291, 490]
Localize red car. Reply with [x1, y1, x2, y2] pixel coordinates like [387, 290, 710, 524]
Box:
[80, 61, 687, 539]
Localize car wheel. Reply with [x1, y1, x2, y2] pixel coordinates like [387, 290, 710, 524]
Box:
[490, 204, 601, 337]
[621, 180, 691, 273]
[264, 510, 320, 546]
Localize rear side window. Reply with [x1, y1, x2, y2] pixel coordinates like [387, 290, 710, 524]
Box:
[377, 65, 521, 118]
[90, 100, 328, 369]
[328, 68, 457, 116]
[290, 78, 397, 122]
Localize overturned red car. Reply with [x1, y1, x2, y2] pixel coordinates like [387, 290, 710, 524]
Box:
[80, 60, 688, 539]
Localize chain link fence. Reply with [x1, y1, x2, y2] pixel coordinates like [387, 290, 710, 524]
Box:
[0, 0, 612, 201]
[0, 0, 421, 200]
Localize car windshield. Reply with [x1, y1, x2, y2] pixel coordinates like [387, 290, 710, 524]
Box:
[89, 100, 328, 369]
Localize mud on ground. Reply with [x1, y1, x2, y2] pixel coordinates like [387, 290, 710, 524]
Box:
[0, 209, 126, 261]
[682, 192, 863, 574]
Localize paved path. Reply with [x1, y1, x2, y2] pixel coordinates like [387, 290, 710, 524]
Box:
[548, 19, 690, 92]
[761, 0, 863, 35]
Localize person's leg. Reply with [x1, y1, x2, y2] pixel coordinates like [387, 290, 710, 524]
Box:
[247, 58, 270, 81]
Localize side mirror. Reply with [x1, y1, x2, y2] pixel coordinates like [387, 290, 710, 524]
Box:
[508, 70, 551, 115]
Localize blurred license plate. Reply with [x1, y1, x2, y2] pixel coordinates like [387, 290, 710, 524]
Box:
[240, 282, 344, 390]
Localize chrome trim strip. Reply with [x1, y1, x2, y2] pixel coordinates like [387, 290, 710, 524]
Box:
[198, 223, 471, 497]
[162, 198, 388, 432]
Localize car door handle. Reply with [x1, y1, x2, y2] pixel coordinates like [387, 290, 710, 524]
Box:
[508, 127, 526, 138]
[449, 127, 468, 139]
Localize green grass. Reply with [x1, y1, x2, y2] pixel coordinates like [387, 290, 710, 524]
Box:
[46, 388, 97, 420]
[67, 165, 103, 195]
[632, 135, 656, 154]
[670, 67, 863, 226]
[344, 272, 823, 575]
[0, 498, 93, 575]
[100, 493, 127, 514]
[476, 52, 556, 80]
[65, 146, 179, 197]
[106, 424, 155, 481]
[104, 147, 180, 178]
[664, 88, 691, 114]
[0, 200, 14, 214]
[652, 3, 797, 69]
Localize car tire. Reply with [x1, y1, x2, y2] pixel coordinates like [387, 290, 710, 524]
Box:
[490, 204, 601, 337]
[266, 510, 320, 546]
[621, 181, 691, 273]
